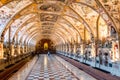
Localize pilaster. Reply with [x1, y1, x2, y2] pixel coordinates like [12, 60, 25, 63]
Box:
[0, 41, 4, 59]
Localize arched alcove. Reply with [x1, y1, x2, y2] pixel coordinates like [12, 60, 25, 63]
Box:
[35, 39, 56, 54]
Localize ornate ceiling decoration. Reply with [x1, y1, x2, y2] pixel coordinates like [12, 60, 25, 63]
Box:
[37, 0, 65, 36]
[34, 0, 43, 4]
[42, 26, 53, 30]
[42, 22, 54, 25]
[41, 30, 52, 34]
[0, 0, 120, 45]
[39, 3, 61, 12]
[99, 0, 120, 31]
[0, 0, 12, 5]
[40, 13, 58, 22]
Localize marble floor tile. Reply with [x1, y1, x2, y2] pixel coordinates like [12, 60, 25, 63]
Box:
[8, 54, 97, 80]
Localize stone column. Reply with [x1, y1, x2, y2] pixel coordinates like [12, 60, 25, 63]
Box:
[60, 45, 61, 51]
[74, 43, 77, 54]
[0, 41, 4, 59]
[81, 43, 84, 55]
[22, 46, 26, 53]
[22, 46, 24, 54]
[64, 44, 66, 52]
[118, 34, 120, 60]
[16, 44, 20, 55]
[65, 44, 68, 53]
[91, 43, 96, 57]
[26, 45, 28, 52]
[10, 43, 14, 56]
[68, 44, 71, 53]
[62, 44, 64, 52]
[24, 45, 26, 53]
[76, 43, 80, 55]
[63, 44, 65, 52]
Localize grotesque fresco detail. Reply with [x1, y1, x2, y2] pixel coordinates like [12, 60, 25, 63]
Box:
[35, 0, 65, 4]
[40, 13, 58, 22]
[57, 0, 65, 2]
[40, 4, 61, 12]
[39, 3, 61, 35]
[42, 26, 53, 30]
[41, 30, 52, 34]
[39, 3, 60, 35]
[42, 22, 54, 25]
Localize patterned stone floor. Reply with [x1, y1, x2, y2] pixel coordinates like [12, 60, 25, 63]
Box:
[26, 54, 78, 80]
[9, 54, 96, 80]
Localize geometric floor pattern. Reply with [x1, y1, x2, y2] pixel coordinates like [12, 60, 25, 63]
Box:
[26, 54, 79, 80]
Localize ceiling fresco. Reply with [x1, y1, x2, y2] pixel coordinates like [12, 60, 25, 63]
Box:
[42, 22, 54, 25]
[42, 26, 53, 30]
[39, 3, 61, 12]
[0, 0, 119, 46]
[40, 13, 58, 22]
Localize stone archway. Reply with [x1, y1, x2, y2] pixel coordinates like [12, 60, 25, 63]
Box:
[35, 39, 56, 54]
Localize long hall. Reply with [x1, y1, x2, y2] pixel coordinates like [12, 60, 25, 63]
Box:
[0, 0, 120, 80]
[9, 54, 96, 80]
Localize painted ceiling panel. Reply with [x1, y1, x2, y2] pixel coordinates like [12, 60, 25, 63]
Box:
[18, 22, 39, 41]
[5, 0, 20, 9]
[71, 3, 99, 37]
[0, 6, 13, 33]
[0, 0, 12, 6]
[10, 13, 36, 41]
[99, 0, 120, 32]
[0, 0, 32, 35]
[98, 16, 109, 41]
[76, 0, 98, 10]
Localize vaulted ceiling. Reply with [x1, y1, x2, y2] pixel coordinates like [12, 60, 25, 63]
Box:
[0, 0, 119, 46]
